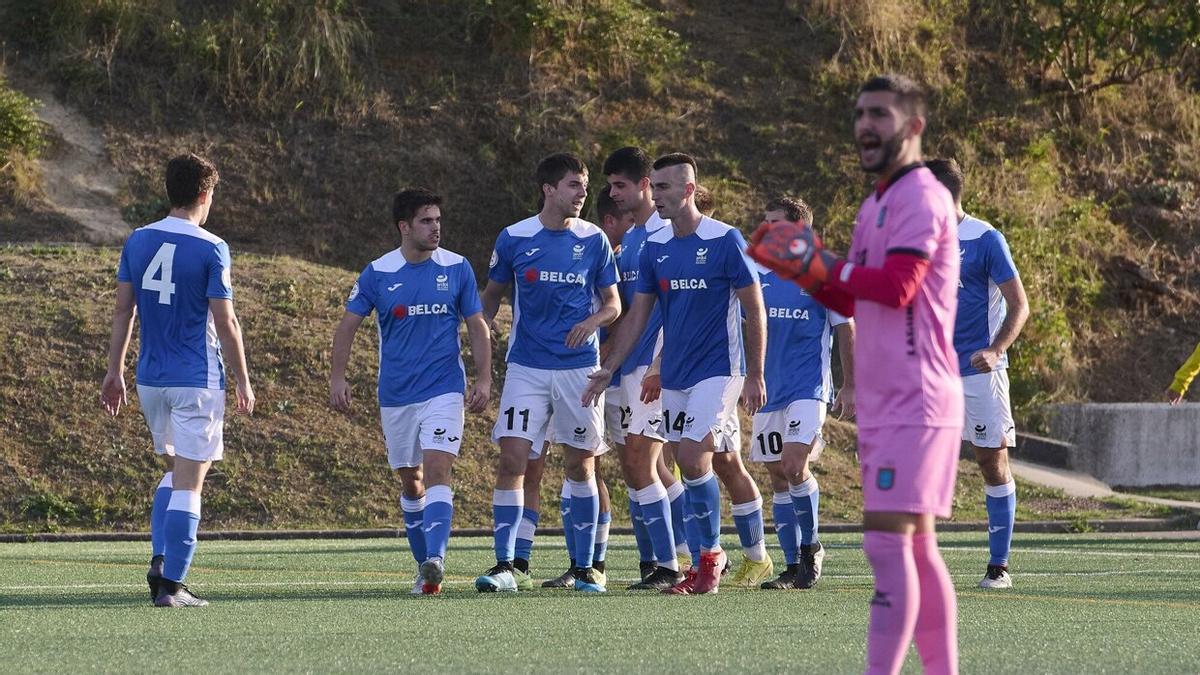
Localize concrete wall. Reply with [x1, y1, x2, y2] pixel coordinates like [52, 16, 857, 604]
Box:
[1051, 403, 1200, 487]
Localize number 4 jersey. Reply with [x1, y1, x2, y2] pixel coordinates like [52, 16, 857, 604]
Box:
[117, 216, 234, 390]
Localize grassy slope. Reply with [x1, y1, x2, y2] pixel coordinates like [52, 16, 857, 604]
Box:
[3, 534, 1199, 672]
[0, 247, 1172, 532]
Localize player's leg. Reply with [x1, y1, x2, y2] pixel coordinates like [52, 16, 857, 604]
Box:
[396, 465, 428, 593]
[552, 366, 609, 592]
[761, 462, 800, 589]
[137, 385, 176, 601]
[965, 370, 1017, 588]
[514, 449, 546, 584]
[418, 449, 455, 594]
[593, 461, 612, 576]
[781, 399, 827, 589]
[382, 401, 428, 592]
[714, 450, 772, 587]
[659, 451, 689, 567]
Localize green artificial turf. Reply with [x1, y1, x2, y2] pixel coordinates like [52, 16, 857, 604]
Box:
[2, 533, 1198, 673]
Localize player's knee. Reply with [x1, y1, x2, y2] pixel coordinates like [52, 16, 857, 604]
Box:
[974, 447, 1010, 484]
[496, 450, 528, 480]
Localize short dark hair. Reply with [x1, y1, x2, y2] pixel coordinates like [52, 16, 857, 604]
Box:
[859, 74, 927, 117]
[925, 158, 964, 203]
[392, 187, 442, 224]
[165, 153, 219, 208]
[602, 146, 651, 181]
[536, 152, 588, 193]
[694, 184, 715, 216]
[595, 184, 620, 222]
[652, 152, 698, 175]
[765, 195, 812, 224]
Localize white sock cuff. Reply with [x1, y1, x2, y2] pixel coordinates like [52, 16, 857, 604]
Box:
[665, 479, 685, 501]
[789, 476, 819, 498]
[516, 518, 537, 541]
[426, 485, 453, 504]
[985, 481, 1017, 499]
[682, 471, 715, 488]
[560, 481, 572, 499]
[595, 520, 611, 542]
[568, 477, 599, 498]
[401, 496, 426, 513]
[772, 491, 793, 506]
[167, 490, 201, 516]
[731, 497, 764, 517]
[636, 481, 669, 505]
[157, 472, 173, 490]
[492, 489, 524, 507]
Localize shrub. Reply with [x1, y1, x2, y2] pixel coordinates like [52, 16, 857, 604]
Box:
[0, 78, 45, 167]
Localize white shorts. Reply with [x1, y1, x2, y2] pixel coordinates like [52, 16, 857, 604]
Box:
[660, 376, 743, 453]
[493, 363, 606, 454]
[750, 399, 827, 463]
[381, 392, 464, 469]
[962, 370, 1016, 448]
[136, 385, 225, 462]
[604, 385, 624, 446]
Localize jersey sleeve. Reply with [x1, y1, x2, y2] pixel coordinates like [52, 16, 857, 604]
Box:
[636, 243, 658, 295]
[345, 266, 376, 317]
[985, 230, 1019, 285]
[487, 231, 513, 284]
[457, 260, 483, 318]
[206, 242, 234, 300]
[594, 236, 618, 289]
[885, 191, 946, 259]
[725, 229, 757, 289]
[116, 240, 133, 282]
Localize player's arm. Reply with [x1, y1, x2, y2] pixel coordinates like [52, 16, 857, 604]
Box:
[641, 349, 663, 404]
[210, 298, 255, 415]
[566, 283, 620, 348]
[831, 320, 856, 420]
[329, 311, 366, 412]
[464, 312, 493, 413]
[480, 279, 510, 331]
[582, 291, 655, 406]
[100, 281, 137, 417]
[735, 282, 767, 414]
[972, 276, 1030, 373]
[1168, 340, 1200, 404]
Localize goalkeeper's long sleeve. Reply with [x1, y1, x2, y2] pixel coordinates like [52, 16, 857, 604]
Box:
[1170, 340, 1200, 396]
[825, 251, 931, 309]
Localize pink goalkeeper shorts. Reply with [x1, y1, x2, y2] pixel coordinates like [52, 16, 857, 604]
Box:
[858, 425, 961, 519]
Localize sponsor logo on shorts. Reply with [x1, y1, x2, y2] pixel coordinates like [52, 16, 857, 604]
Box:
[974, 424, 988, 440]
[877, 467, 895, 490]
[447, 435, 459, 442]
[787, 419, 802, 437]
[523, 268, 587, 285]
[684, 416, 695, 431]
[573, 426, 588, 442]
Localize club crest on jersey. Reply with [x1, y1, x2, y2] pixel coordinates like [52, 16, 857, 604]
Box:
[525, 268, 587, 285]
[695, 247, 708, 264]
[489, 249, 499, 268]
[436, 274, 449, 291]
[661, 278, 708, 291]
[572, 243, 585, 260]
[877, 467, 896, 490]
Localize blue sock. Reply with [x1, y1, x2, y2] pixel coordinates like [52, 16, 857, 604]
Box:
[732, 496, 767, 561]
[667, 480, 688, 558]
[682, 490, 702, 565]
[593, 510, 611, 564]
[985, 481, 1017, 566]
[150, 472, 173, 558]
[772, 492, 799, 565]
[559, 481, 574, 565]
[423, 485, 454, 561]
[515, 508, 539, 563]
[401, 495, 427, 565]
[162, 490, 200, 583]
[569, 478, 599, 568]
[629, 491, 654, 563]
[790, 476, 820, 546]
[637, 482, 678, 570]
[683, 472, 721, 551]
[492, 489, 523, 563]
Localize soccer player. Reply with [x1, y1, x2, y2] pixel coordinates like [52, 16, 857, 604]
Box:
[753, 196, 856, 590]
[748, 74, 962, 674]
[582, 152, 768, 596]
[329, 188, 491, 595]
[476, 152, 620, 593]
[101, 153, 254, 608]
[602, 147, 687, 590]
[927, 159, 1029, 589]
[694, 184, 715, 217]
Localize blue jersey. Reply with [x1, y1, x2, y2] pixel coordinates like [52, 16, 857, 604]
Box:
[346, 247, 482, 407]
[616, 212, 668, 377]
[488, 217, 618, 370]
[758, 266, 848, 410]
[955, 215, 1018, 376]
[636, 217, 757, 390]
[117, 217, 233, 389]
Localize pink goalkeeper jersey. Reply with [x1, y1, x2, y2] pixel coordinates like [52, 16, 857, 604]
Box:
[848, 165, 963, 430]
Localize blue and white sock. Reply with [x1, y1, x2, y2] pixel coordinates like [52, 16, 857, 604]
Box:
[772, 491, 799, 565]
[492, 489, 523, 563]
[628, 487, 654, 563]
[559, 481, 574, 566]
[666, 479, 689, 558]
[593, 510, 611, 566]
[401, 495, 428, 565]
[569, 477, 599, 568]
[162, 489, 201, 583]
[423, 485, 454, 562]
[732, 496, 767, 561]
[985, 480, 1017, 567]
[789, 476, 820, 546]
[515, 508, 539, 563]
[637, 481, 678, 571]
[150, 472, 173, 558]
[682, 489, 702, 565]
[683, 471, 721, 552]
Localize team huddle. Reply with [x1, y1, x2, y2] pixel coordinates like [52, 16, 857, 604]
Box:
[102, 74, 1028, 675]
